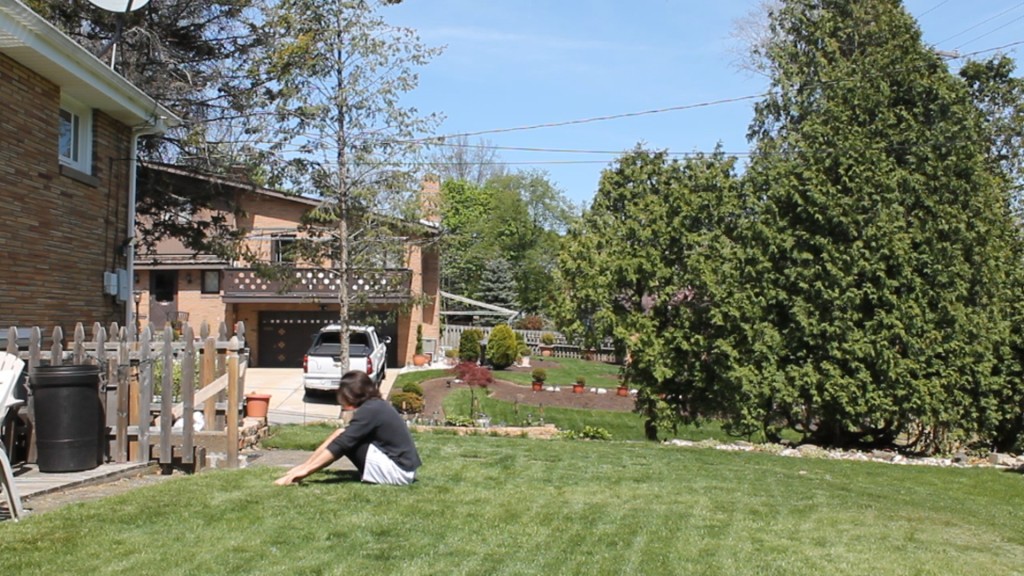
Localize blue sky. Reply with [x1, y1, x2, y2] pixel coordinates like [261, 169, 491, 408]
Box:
[387, 1, 1024, 208]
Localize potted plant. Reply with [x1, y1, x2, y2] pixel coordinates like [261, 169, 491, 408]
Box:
[616, 380, 630, 397]
[539, 332, 555, 356]
[531, 367, 547, 392]
[444, 348, 458, 366]
[573, 375, 586, 394]
[412, 324, 429, 367]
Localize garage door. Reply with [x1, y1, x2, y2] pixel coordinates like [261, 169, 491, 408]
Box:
[257, 311, 399, 368]
[258, 311, 337, 367]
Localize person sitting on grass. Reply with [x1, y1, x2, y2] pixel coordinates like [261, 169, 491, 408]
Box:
[274, 370, 421, 486]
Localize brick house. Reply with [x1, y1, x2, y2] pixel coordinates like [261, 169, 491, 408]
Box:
[0, 0, 178, 335]
[133, 163, 442, 369]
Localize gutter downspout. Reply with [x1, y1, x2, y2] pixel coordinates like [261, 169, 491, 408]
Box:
[126, 117, 168, 332]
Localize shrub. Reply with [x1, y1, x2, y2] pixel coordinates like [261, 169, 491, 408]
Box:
[540, 332, 555, 346]
[444, 415, 475, 427]
[531, 368, 547, 382]
[562, 426, 612, 441]
[401, 381, 424, 396]
[445, 348, 457, 359]
[514, 314, 546, 331]
[390, 391, 424, 414]
[486, 324, 518, 369]
[415, 324, 424, 356]
[518, 343, 532, 357]
[458, 329, 484, 362]
[576, 376, 586, 386]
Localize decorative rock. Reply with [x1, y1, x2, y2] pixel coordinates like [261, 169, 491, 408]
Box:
[665, 439, 1012, 470]
[796, 444, 827, 458]
[871, 450, 897, 462]
[989, 453, 1020, 467]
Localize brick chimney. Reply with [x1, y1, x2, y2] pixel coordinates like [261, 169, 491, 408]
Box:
[419, 175, 441, 224]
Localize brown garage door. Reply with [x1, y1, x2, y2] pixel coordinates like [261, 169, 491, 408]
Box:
[258, 311, 337, 367]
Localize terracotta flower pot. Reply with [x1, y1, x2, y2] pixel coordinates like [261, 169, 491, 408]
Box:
[617, 386, 629, 397]
[245, 393, 272, 418]
[532, 381, 544, 392]
[412, 354, 429, 367]
[572, 384, 584, 394]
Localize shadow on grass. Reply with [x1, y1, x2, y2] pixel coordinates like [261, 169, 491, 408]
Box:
[301, 470, 362, 485]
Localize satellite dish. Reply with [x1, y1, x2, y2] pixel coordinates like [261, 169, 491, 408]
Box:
[87, 0, 150, 12]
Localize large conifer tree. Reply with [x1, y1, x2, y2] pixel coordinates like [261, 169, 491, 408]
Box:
[740, 0, 1024, 451]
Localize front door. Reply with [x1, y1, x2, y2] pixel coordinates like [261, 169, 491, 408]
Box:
[149, 270, 178, 330]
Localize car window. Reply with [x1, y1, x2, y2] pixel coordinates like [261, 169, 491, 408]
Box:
[309, 331, 372, 356]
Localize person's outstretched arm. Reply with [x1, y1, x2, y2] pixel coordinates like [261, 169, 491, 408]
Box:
[274, 428, 343, 485]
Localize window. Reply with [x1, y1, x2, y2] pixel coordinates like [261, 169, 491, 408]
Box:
[58, 95, 92, 174]
[271, 235, 297, 263]
[201, 270, 221, 294]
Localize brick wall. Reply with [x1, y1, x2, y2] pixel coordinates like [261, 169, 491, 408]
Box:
[0, 54, 132, 334]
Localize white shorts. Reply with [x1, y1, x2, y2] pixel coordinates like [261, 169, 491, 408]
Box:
[363, 443, 416, 485]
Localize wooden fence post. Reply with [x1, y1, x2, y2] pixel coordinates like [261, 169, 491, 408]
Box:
[226, 336, 239, 469]
[159, 327, 174, 465]
[50, 326, 63, 367]
[115, 328, 130, 463]
[202, 335, 216, 430]
[181, 324, 195, 465]
[136, 327, 152, 463]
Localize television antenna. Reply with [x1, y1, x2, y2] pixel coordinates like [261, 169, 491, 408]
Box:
[87, 0, 151, 68]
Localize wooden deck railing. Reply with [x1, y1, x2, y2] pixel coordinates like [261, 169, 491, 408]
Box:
[222, 267, 412, 302]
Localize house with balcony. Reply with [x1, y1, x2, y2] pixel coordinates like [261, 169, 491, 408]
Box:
[132, 163, 442, 368]
[0, 0, 179, 334]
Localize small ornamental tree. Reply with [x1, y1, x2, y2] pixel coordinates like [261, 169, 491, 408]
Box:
[458, 329, 484, 362]
[486, 324, 518, 369]
[451, 361, 493, 388]
[415, 324, 424, 356]
[531, 368, 547, 383]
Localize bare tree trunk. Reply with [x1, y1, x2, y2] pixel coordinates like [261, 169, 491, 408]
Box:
[336, 44, 350, 378]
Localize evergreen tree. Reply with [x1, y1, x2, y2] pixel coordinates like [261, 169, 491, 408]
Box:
[476, 258, 518, 325]
[552, 147, 747, 437]
[739, 0, 1024, 452]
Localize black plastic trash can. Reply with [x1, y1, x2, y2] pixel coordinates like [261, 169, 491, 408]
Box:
[30, 365, 105, 473]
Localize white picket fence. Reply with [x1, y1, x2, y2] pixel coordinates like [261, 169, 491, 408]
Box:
[441, 325, 620, 363]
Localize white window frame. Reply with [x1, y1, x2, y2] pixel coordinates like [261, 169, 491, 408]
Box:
[59, 95, 93, 174]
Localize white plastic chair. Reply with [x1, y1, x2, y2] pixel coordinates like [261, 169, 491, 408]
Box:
[0, 352, 25, 521]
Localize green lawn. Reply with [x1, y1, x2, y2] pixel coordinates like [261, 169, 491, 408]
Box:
[499, 357, 622, 388]
[3, 433, 1023, 575]
[440, 388, 648, 440]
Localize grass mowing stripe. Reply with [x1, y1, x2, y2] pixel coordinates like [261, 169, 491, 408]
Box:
[2, 434, 1023, 575]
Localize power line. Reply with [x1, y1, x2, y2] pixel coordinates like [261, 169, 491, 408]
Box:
[955, 14, 1024, 50]
[959, 39, 1024, 58]
[935, 2, 1024, 46]
[432, 142, 748, 156]
[918, 0, 950, 18]
[411, 93, 768, 143]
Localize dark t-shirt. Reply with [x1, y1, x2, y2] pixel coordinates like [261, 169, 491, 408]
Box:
[326, 397, 422, 472]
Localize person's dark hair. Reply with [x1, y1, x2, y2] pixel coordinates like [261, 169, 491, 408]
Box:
[336, 370, 381, 407]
